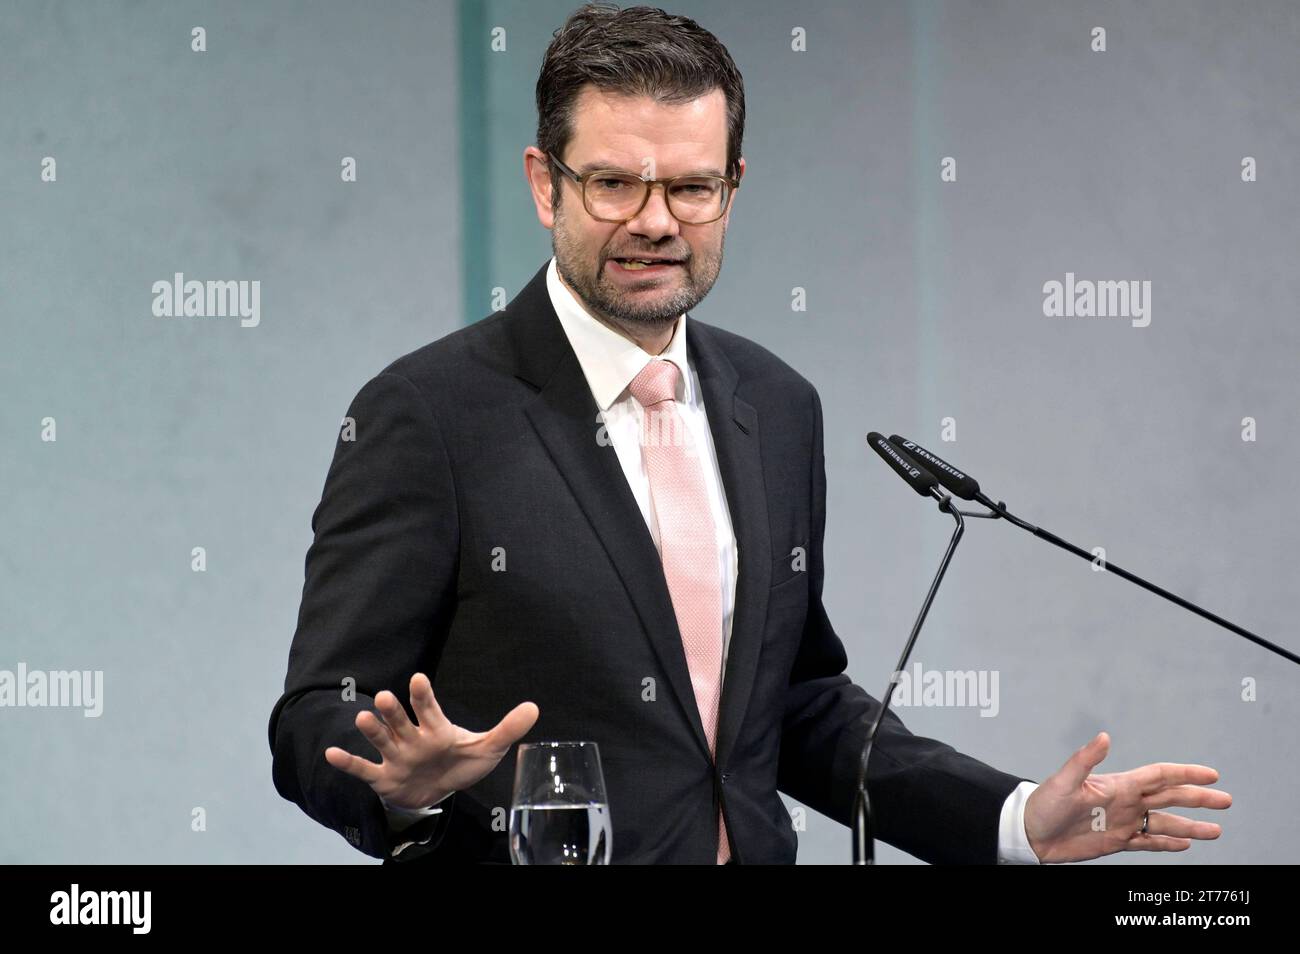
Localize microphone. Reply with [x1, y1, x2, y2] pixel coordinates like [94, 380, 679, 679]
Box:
[854, 433, 967, 864]
[888, 435, 980, 500]
[855, 429, 1298, 865]
[886, 434, 1298, 667]
[867, 432, 940, 498]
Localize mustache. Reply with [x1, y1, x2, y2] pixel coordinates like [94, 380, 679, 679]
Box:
[605, 251, 690, 262]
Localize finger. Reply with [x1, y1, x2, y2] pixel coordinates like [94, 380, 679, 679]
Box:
[1134, 762, 1220, 794]
[355, 709, 399, 760]
[1124, 833, 1192, 852]
[1143, 785, 1233, 811]
[374, 689, 418, 741]
[1144, 810, 1223, 841]
[1058, 731, 1110, 788]
[324, 746, 383, 784]
[409, 672, 447, 729]
[484, 701, 541, 750]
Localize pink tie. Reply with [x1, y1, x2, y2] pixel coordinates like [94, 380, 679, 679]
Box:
[628, 358, 731, 865]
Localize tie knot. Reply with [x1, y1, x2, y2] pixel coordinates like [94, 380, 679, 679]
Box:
[628, 358, 681, 408]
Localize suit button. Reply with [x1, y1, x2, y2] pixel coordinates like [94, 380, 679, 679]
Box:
[721, 773, 731, 783]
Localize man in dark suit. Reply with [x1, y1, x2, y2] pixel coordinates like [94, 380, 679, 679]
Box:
[268, 3, 1229, 864]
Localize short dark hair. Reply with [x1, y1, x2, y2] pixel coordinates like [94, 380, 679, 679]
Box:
[536, 2, 745, 198]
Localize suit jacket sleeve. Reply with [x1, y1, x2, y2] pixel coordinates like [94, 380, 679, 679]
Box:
[775, 386, 1030, 864]
[267, 371, 459, 860]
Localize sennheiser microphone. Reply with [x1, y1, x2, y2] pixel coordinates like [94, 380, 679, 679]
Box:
[888, 435, 980, 500]
[867, 432, 940, 498]
[856, 430, 1298, 866]
[886, 433, 1297, 668]
[854, 433, 964, 864]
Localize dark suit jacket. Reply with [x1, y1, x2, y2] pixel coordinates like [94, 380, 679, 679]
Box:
[267, 259, 1029, 864]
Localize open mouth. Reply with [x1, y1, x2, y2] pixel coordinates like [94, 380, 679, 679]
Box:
[609, 258, 683, 271]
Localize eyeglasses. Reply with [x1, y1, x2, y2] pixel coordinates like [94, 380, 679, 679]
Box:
[549, 152, 739, 225]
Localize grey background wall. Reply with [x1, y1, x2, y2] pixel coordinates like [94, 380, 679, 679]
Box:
[2, 0, 1295, 864]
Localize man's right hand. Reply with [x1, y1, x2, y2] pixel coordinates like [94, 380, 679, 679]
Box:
[324, 671, 540, 811]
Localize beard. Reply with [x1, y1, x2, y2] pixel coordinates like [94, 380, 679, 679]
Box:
[552, 199, 726, 333]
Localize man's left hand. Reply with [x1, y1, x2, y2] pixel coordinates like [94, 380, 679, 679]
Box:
[1024, 731, 1232, 863]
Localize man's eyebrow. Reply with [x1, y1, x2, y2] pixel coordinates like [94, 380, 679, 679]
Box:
[576, 159, 727, 178]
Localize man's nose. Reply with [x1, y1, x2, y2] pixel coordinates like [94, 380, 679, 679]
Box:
[624, 182, 680, 241]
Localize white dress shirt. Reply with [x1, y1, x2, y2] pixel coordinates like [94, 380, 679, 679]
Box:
[386, 256, 1041, 864]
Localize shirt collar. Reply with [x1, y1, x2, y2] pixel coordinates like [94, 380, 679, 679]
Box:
[546, 256, 691, 412]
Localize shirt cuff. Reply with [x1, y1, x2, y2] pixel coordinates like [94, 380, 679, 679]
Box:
[996, 781, 1042, 864]
[382, 791, 453, 833]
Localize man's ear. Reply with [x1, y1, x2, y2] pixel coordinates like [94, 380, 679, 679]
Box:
[523, 146, 557, 229]
[722, 156, 745, 227]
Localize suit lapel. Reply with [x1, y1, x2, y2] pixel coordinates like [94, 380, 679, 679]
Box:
[687, 321, 771, 774]
[506, 262, 771, 770]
